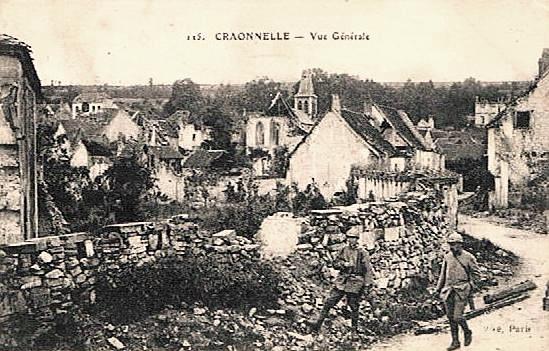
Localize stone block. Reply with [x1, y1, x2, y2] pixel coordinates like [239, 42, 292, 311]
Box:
[20, 276, 42, 290]
[28, 287, 51, 308]
[45, 269, 64, 279]
[213, 229, 236, 238]
[83, 240, 94, 257]
[37, 252, 53, 264]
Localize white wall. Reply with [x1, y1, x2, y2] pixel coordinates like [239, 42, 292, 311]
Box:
[103, 110, 141, 142]
[286, 111, 377, 199]
[70, 141, 88, 168]
[179, 124, 209, 150]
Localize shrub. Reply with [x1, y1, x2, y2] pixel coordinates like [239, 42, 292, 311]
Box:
[94, 253, 281, 324]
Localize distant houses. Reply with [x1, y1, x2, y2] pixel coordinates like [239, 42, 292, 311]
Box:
[71, 92, 117, 118]
[474, 96, 507, 127]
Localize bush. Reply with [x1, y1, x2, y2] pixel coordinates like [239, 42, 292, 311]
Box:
[95, 253, 281, 323]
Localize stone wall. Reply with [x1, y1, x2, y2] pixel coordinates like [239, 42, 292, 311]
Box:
[295, 192, 448, 292]
[0, 216, 260, 347]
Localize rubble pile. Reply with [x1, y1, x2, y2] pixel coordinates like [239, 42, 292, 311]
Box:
[168, 215, 261, 260]
[0, 193, 520, 350]
[296, 194, 448, 292]
[0, 216, 262, 348]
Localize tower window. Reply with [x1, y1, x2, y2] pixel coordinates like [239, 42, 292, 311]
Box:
[298, 101, 303, 111]
[271, 121, 281, 146]
[515, 111, 531, 129]
[304, 100, 309, 113]
[256, 121, 265, 145]
[82, 102, 90, 112]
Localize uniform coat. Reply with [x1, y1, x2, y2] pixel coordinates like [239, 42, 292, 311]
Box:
[333, 246, 375, 294]
[436, 250, 480, 301]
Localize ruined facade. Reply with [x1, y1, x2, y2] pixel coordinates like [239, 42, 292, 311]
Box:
[486, 49, 549, 209]
[287, 96, 446, 200]
[246, 71, 316, 154]
[474, 96, 506, 127]
[0, 35, 41, 244]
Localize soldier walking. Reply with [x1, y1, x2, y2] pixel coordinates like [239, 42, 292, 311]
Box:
[435, 232, 480, 350]
[309, 227, 375, 333]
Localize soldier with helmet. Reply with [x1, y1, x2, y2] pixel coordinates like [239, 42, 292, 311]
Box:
[435, 232, 481, 350]
[308, 226, 375, 333]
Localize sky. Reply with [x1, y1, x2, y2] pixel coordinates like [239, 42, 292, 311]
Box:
[1, 0, 548, 85]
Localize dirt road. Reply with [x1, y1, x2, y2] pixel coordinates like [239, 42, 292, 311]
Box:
[369, 215, 549, 351]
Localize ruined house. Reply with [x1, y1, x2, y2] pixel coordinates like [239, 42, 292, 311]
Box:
[486, 49, 549, 209]
[286, 95, 397, 199]
[245, 70, 317, 175]
[145, 145, 186, 202]
[71, 92, 117, 118]
[474, 96, 506, 127]
[0, 35, 41, 244]
[287, 95, 448, 200]
[69, 139, 113, 180]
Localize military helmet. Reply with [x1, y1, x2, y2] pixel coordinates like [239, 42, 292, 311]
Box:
[447, 232, 463, 244]
[346, 227, 360, 238]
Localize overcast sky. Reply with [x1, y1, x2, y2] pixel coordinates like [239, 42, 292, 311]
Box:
[1, 0, 548, 85]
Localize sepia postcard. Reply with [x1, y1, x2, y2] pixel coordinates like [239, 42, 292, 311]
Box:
[0, 0, 547, 350]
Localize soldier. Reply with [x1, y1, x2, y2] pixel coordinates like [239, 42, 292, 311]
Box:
[435, 232, 480, 350]
[308, 227, 375, 333]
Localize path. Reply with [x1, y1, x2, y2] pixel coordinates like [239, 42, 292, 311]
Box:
[368, 215, 549, 351]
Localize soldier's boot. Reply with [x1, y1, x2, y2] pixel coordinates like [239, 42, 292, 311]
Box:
[307, 309, 328, 333]
[447, 322, 461, 350]
[459, 320, 472, 346]
[351, 312, 359, 333]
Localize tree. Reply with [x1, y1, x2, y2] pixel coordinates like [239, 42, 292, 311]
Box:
[164, 79, 203, 116]
[102, 147, 155, 223]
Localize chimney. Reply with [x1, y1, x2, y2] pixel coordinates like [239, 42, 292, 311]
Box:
[538, 48, 549, 79]
[364, 100, 372, 116]
[331, 95, 341, 113]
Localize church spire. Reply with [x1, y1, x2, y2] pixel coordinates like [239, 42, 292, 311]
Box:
[294, 69, 318, 119]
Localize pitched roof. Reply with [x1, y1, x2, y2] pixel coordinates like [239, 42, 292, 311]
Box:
[296, 69, 316, 96]
[288, 108, 396, 159]
[265, 92, 314, 132]
[376, 105, 429, 150]
[183, 149, 225, 168]
[73, 92, 112, 104]
[148, 146, 185, 160]
[0, 34, 42, 99]
[339, 109, 396, 155]
[437, 143, 485, 161]
[82, 140, 113, 157]
[487, 67, 549, 128]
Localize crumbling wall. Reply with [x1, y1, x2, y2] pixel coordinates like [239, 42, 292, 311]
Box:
[0, 218, 260, 347]
[295, 193, 448, 291]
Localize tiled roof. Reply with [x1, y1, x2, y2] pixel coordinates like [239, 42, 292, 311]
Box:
[340, 109, 396, 155]
[288, 108, 396, 159]
[376, 105, 429, 150]
[183, 149, 225, 168]
[438, 143, 485, 161]
[73, 92, 112, 104]
[0, 34, 42, 99]
[148, 146, 185, 160]
[265, 92, 313, 132]
[82, 140, 113, 157]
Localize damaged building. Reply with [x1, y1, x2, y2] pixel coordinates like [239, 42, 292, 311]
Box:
[486, 48, 549, 209]
[286, 95, 447, 200]
[0, 35, 41, 244]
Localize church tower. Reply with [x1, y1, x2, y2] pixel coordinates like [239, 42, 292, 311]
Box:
[294, 69, 318, 119]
